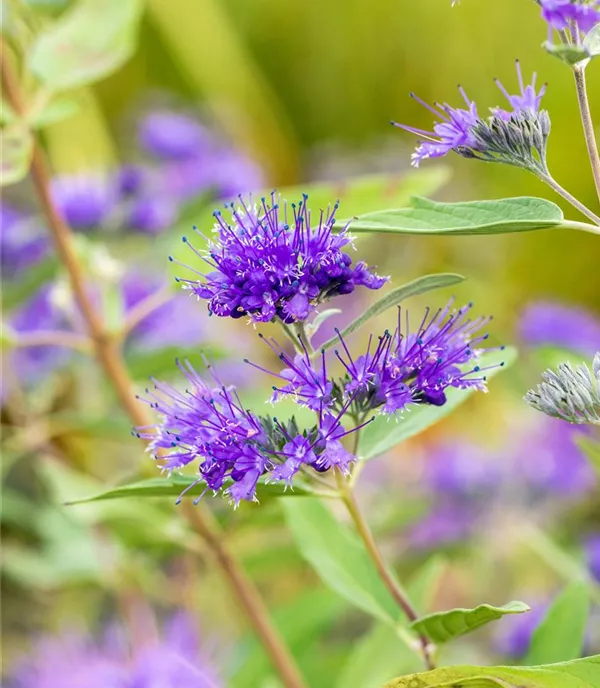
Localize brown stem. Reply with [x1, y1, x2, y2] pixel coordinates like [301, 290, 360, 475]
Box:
[573, 64, 600, 206]
[1, 45, 306, 688]
[335, 472, 435, 670]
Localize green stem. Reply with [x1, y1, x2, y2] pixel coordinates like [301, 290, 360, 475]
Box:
[573, 64, 600, 206]
[539, 172, 600, 227]
[337, 427, 434, 669]
[335, 471, 435, 669]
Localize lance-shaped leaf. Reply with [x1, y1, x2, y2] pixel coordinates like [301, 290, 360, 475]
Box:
[382, 655, 600, 688]
[343, 196, 564, 236]
[409, 600, 530, 645]
[359, 347, 517, 460]
[66, 473, 315, 505]
[319, 273, 464, 352]
[281, 497, 399, 625]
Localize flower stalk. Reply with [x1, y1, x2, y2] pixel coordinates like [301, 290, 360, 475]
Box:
[0, 44, 307, 688]
[335, 470, 435, 670]
[538, 172, 600, 226]
[573, 63, 600, 206]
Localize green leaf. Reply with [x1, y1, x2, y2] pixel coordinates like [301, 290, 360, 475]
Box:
[343, 196, 564, 236]
[410, 600, 530, 645]
[576, 435, 600, 479]
[66, 473, 316, 505]
[281, 497, 399, 625]
[29, 0, 144, 90]
[359, 347, 517, 460]
[382, 656, 600, 688]
[543, 41, 591, 66]
[1, 126, 33, 186]
[319, 273, 464, 352]
[584, 23, 600, 59]
[525, 582, 589, 664]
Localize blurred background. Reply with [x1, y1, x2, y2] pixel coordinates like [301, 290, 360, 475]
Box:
[2, 0, 600, 685]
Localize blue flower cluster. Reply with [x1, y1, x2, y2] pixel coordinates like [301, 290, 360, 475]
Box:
[141, 277, 501, 505]
[136, 355, 362, 506]
[264, 301, 499, 415]
[174, 194, 388, 323]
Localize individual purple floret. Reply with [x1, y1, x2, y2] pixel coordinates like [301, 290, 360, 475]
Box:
[492, 60, 546, 120]
[7, 613, 221, 688]
[393, 61, 549, 168]
[136, 358, 364, 506]
[173, 194, 388, 324]
[540, 0, 600, 34]
[494, 602, 547, 659]
[138, 111, 211, 161]
[261, 301, 501, 418]
[519, 300, 600, 358]
[392, 87, 480, 167]
[51, 174, 117, 230]
[585, 534, 600, 582]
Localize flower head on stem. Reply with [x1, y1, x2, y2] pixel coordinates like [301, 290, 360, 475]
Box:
[171, 194, 388, 324]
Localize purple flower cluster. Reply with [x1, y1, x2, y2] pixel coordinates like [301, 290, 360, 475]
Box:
[136, 357, 359, 506]
[175, 194, 388, 323]
[262, 300, 500, 417]
[7, 613, 221, 688]
[137, 299, 499, 506]
[540, 0, 600, 35]
[393, 61, 547, 167]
